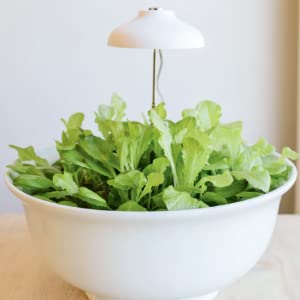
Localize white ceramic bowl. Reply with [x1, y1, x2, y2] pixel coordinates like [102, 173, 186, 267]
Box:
[4, 152, 297, 300]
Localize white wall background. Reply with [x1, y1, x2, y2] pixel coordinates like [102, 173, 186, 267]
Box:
[0, 0, 297, 213]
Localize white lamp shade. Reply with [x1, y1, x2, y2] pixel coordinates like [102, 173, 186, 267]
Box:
[108, 9, 205, 49]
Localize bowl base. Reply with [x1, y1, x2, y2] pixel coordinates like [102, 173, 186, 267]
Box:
[85, 291, 219, 300]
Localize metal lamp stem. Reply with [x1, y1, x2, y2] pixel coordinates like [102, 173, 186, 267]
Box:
[152, 49, 157, 108]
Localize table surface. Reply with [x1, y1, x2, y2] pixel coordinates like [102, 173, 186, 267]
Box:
[0, 215, 299, 300]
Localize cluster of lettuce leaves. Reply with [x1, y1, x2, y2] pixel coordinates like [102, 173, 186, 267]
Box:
[8, 94, 299, 211]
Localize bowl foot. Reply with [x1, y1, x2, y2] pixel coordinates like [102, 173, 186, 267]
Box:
[85, 291, 219, 300]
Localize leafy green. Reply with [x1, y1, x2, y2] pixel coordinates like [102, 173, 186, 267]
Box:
[14, 174, 54, 193]
[149, 110, 179, 185]
[53, 172, 78, 194]
[8, 96, 299, 211]
[143, 157, 169, 176]
[76, 187, 108, 208]
[153, 102, 167, 119]
[201, 192, 228, 205]
[79, 135, 119, 176]
[139, 173, 164, 200]
[56, 112, 86, 151]
[115, 122, 152, 171]
[163, 186, 208, 211]
[181, 137, 210, 186]
[39, 191, 70, 199]
[107, 171, 146, 197]
[9, 145, 49, 166]
[282, 147, 300, 160]
[197, 171, 233, 194]
[236, 191, 264, 200]
[232, 170, 271, 193]
[59, 201, 78, 207]
[97, 93, 126, 122]
[212, 180, 247, 198]
[182, 100, 221, 131]
[118, 201, 147, 211]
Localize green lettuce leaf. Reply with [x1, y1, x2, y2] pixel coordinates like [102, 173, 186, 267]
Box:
[14, 174, 54, 193]
[56, 112, 86, 151]
[143, 157, 169, 176]
[139, 173, 164, 200]
[232, 170, 271, 193]
[197, 171, 233, 194]
[281, 147, 300, 160]
[8, 96, 299, 212]
[149, 110, 178, 185]
[79, 135, 119, 175]
[59, 201, 78, 207]
[118, 201, 147, 211]
[53, 172, 78, 194]
[108, 171, 147, 201]
[180, 137, 210, 186]
[182, 100, 222, 131]
[163, 186, 208, 211]
[9, 145, 49, 167]
[76, 187, 108, 208]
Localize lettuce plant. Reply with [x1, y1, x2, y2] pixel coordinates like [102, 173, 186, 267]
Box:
[8, 94, 299, 211]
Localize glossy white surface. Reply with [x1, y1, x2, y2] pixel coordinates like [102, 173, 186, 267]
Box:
[108, 9, 205, 49]
[4, 156, 297, 300]
[1, 215, 300, 299]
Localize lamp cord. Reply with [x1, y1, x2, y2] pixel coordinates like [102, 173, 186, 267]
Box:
[157, 49, 164, 103]
[152, 49, 164, 108]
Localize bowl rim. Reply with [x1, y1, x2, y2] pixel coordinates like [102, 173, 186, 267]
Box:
[4, 155, 297, 219]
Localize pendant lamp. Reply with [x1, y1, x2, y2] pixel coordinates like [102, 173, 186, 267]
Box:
[108, 7, 205, 108]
